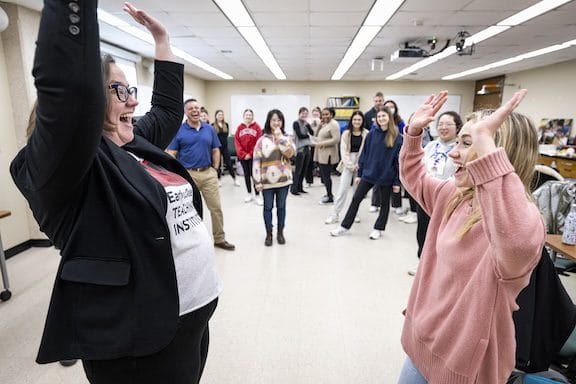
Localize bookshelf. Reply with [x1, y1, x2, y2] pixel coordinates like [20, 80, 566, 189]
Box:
[326, 96, 360, 126]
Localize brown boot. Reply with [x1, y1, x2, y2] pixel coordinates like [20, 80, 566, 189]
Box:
[277, 227, 286, 245]
[265, 230, 273, 246]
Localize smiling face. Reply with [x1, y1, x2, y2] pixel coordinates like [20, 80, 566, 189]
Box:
[321, 109, 331, 123]
[299, 109, 308, 121]
[104, 63, 139, 146]
[270, 113, 283, 132]
[243, 110, 254, 125]
[216, 110, 224, 123]
[373, 95, 384, 109]
[437, 114, 458, 142]
[449, 122, 477, 188]
[184, 100, 201, 126]
[376, 110, 390, 130]
[351, 114, 363, 130]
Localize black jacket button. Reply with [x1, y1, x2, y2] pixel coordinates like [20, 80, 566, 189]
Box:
[68, 25, 80, 35]
[69, 14, 80, 24]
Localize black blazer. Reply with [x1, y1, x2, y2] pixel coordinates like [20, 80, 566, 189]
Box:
[10, 0, 201, 363]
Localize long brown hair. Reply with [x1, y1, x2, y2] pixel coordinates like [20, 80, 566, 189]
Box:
[445, 110, 539, 238]
[375, 107, 399, 148]
[213, 109, 228, 134]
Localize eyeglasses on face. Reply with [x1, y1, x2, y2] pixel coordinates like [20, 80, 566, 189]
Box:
[437, 123, 456, 128]
[109, 83, 137, 102]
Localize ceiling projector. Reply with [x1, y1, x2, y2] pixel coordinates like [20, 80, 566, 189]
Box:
[390, 47, 425, 62]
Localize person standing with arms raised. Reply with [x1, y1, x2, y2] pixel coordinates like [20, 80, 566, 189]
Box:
[11, 1, 222, 382]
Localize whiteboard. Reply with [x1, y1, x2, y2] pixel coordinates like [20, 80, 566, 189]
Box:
[387, 95, 461, 137]
[230, 94, 310, 135]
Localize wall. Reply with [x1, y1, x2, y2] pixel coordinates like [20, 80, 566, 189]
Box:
[503, 59, 576, 128]
[204, 80, 476, 129]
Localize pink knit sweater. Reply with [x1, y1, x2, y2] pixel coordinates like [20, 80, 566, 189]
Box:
[399, 133, 545, 384]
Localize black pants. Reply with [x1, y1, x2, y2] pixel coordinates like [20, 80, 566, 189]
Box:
[407, 192, 418, 212]
[305, 147, 315, 184]
[82, 298, 218, 384]
[218, 145, 235, 179]
[291, 147, 310, 193]
[342, 180, 392, 230]
[318, 163, 333, 198]
[416, 204, 430, 258]
[372, 185, 402, 208]
[240, 159, 259, 195]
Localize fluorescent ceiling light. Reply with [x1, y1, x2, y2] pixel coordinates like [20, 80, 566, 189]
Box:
[331, 0, 405, 80]
[98, 8, 233, 80]
[497, 0, 572, 26]
[442, 39, 576, 80]
[212, 0, 254, 27]
[465, 26, 510, 47]
[387, 0, 571, 81]
[237, 27, 286, 80]
[364, 0, 405, 26]
[332, 26, 381, 80]
[212, 0, 286, 80]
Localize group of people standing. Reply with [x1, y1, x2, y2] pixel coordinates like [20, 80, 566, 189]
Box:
[12, 2, 548, 383]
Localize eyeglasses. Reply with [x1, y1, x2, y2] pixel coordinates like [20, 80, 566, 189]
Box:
[437, 123, 456, 128]
[109, 83, 137, 102]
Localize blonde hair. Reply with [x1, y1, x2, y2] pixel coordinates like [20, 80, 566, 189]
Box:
[445, 110, 539, 238]
[376, 107, 399, 148]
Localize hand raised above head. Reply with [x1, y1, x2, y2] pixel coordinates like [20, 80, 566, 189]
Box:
[407, 91, 448, 135]
[468, 89, 528, 157]
[123, 2, 167, 41]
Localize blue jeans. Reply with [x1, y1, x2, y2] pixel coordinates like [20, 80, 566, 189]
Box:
[262, 186, 289, 231]
[397, 358, 428, 384]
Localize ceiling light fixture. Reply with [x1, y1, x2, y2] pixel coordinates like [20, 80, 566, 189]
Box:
[331, 0, 405, 80]
[213, 0, 286, 80]
[442, 38, 576, 80]
[386, 0, 571, 81]
[97, 9, 233, 80]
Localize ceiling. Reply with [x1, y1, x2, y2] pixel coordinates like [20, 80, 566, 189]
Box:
[5, 0, 576, 81]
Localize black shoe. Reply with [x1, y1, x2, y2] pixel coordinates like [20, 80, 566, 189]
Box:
[319, 196, 334, 205]
[298, 190, 308, 194]
[277, 228, 286, 245]
[265, 231, 273, 246]
[214, 241, 235, 251]
[59, 360, 78, 367]
[291, 191, 300, 196]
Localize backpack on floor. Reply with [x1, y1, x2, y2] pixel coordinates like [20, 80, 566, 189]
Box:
[507, 370, 570, 384]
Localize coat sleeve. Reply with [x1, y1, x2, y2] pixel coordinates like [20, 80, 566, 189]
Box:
[12, 0, 104, 207]
[133, 61, 184, 149]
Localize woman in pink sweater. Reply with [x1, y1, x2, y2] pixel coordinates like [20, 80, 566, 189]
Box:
[398, 90, 545, 384]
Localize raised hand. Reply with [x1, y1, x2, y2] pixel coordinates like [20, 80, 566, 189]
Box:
[469, 89, 528, 157]
[123, 2, 175, 61]
[407, 91, 448, 136]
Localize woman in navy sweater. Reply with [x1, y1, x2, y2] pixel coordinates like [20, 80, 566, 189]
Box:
[330, 107, 402, 239]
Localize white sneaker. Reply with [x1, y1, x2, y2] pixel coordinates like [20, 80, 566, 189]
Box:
[218, 180, 222, 187]
[354, 216, 360, 223]
[325, 215, 339, 224]
[244, 195, 253, 203]
[255, 197, 263, 206]
[234, 178, 241, 187]
[402, 212, 418, 224]
[369, 205, 379, 213]
[369, 230, 381, 240]
[330, 227, 349, 237]
[395, 207, 407, 216]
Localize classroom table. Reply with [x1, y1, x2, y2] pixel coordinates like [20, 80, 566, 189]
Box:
[545, 234, 576, 262]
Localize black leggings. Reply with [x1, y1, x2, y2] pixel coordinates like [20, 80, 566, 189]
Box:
[218, 145, 235, 179]
[342, 181, 392, 230]
[318, 163, 333, 198]
[82, 299, 218, 384]
[240, 159, 259, 195]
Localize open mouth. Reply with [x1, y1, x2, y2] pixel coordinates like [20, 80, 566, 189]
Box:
[119, 113, 133, 124]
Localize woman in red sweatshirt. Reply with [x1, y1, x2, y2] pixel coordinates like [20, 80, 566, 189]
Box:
[235, 109, 263, 205]
[398, 90, 544, 384]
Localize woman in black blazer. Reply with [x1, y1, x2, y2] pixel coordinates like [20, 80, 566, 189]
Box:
[10, 2, 220, 383]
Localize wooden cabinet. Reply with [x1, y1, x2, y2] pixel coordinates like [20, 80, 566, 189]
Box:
[539, 154, 576, 178]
